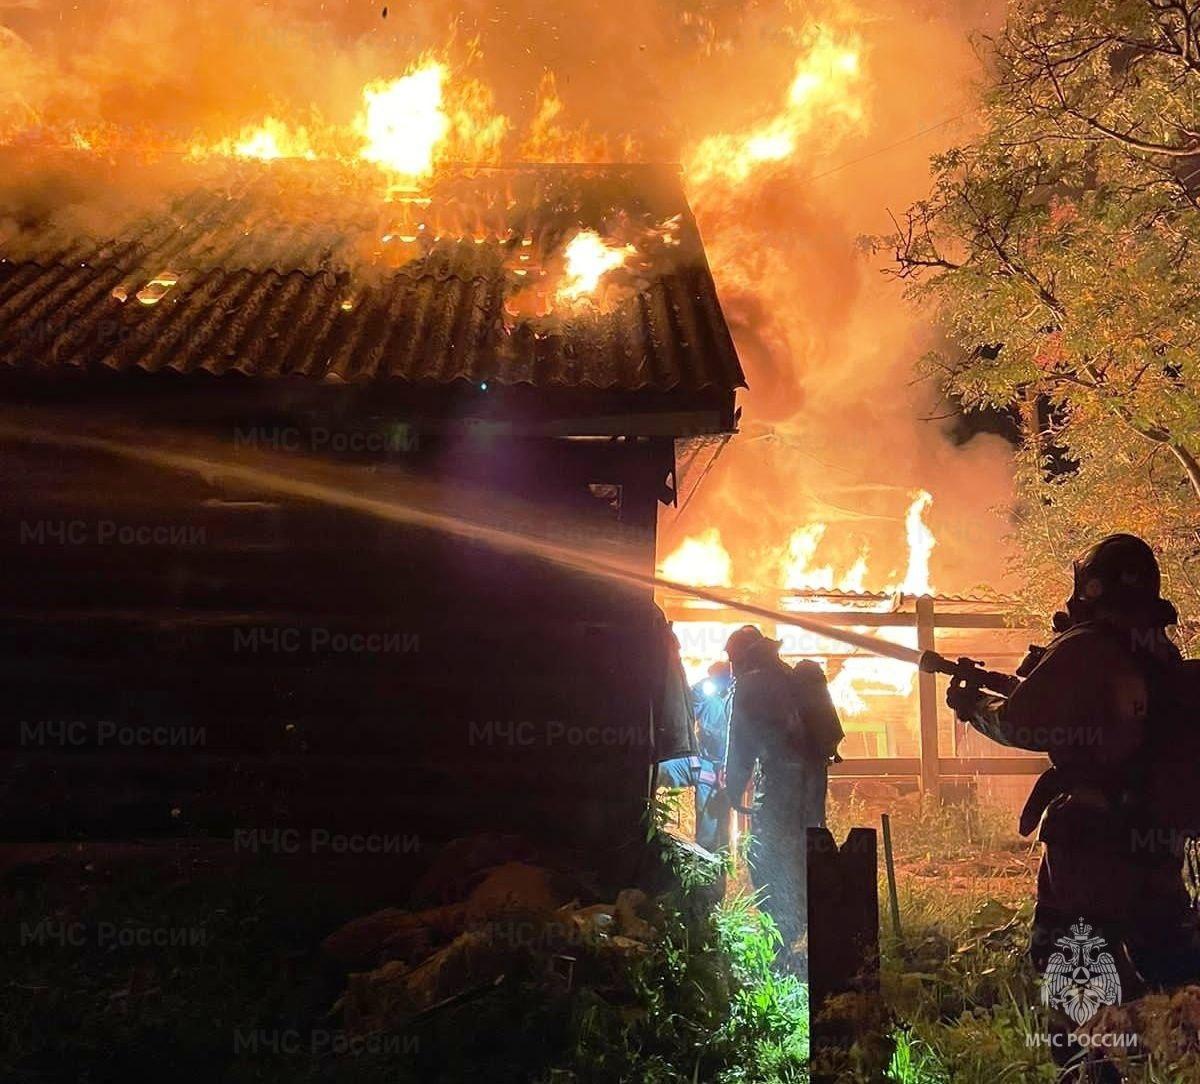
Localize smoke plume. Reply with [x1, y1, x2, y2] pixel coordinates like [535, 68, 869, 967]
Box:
[0, 0, 1015, 594]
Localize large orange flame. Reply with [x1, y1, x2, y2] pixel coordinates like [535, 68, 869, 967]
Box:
[686, 28, 865, 188]
[355, 61, 450, 178]
[658, 528, 733, 588]
[783, 524, 868, 593]
[192, 117, 316, 162]
[556, 229, 634, 304]
[895, 489, 934, 596]
[665, 493, 936, 721]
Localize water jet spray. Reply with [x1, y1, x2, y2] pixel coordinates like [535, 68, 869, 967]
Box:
[0, 417, 992, 675]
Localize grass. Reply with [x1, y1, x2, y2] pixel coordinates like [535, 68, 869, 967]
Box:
[659, 789, 1067, 1081]
[829, 792, 1056, 1082]
[5, 795, 1196, 1082]
[837, 791, 1200, 1083]
[549, 822, 808, 1083]
[711, 894, 808, 1082]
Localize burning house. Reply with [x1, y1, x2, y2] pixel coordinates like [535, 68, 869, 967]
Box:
[0, 155, 744, 895]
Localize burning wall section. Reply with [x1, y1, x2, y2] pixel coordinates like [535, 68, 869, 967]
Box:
[659, 491, 1026, 762]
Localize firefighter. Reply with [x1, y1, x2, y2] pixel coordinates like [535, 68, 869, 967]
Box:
[948, 534, 1200, 1072]
[721, 625, 844, 964]
[691, 660, 732, 852]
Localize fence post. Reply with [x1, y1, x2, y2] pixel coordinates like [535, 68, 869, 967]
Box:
[915, 594, 939, 799]
[807, 826, 880, 1077]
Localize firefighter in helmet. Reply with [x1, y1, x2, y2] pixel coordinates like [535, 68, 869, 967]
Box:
[721, 625, 843, 965]
[949, 534, 1200, 1070]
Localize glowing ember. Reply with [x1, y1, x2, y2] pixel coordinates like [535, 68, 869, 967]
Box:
[135, 271, 179, 306]
[356, 62, 449, 177]
[659, 528, 733, 588]
[557, 229, 633, 304]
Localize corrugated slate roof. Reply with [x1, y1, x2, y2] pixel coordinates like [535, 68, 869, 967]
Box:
[0, 160, 745, 393]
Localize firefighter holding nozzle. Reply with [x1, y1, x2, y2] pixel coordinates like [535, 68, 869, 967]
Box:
[942, 534, 1200, 1070]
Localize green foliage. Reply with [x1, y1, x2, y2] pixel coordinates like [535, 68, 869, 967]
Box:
[821, 796, 1058, 1082]
[647, 790, 736, 887]
[875, 0, 1200, 626]
[551, 889, 807, 1083]
[878, 866, 1200, 1084]
[649, 787, 689, 841]
[711, 893, 808, 1082]
[887, 1030, 950, 1084]
[31, 798, 1200, 1083]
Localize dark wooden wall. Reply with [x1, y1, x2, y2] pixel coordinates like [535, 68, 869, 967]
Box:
[0, 431, 674, 896]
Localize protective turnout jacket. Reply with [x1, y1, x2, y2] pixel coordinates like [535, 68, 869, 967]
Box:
[968, 620, 1198, 843]
[653, 619, 699, 764]
[726, 641, 842, 803]
[691, 680, 731, 765]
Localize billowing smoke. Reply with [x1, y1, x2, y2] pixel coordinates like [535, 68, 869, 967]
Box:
[667, 0, 1015, 596]
[0, 0, 1015, 595]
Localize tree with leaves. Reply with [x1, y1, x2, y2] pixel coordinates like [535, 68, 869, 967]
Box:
[879, 0, 1200, 627]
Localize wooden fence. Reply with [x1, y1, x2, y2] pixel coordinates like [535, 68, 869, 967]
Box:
[660, 591, 1050, 799]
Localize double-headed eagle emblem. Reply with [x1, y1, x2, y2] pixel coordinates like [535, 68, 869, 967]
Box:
[1041, 919, 1122, 1025]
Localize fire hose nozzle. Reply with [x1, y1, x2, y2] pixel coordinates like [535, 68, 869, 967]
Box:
[918, 650, 1020, 696]
[918, 649, 951, 675]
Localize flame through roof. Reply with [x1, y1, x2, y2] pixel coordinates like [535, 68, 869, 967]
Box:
[0, 159, 745, 394]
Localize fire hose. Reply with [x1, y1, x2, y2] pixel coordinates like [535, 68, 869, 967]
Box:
[0, 416, 1022, 697]
[645, 572, 1020, 697]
